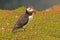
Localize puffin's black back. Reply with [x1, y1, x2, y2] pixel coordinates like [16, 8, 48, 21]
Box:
[12, 13, 29, 32]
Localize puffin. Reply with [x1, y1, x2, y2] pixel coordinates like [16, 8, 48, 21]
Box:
[12, 7, 36, 32]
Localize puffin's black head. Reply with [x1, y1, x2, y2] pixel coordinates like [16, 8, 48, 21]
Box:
[26, 7, 36, 16]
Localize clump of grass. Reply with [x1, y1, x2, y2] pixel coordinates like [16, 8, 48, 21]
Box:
[16, 6, 25, 12]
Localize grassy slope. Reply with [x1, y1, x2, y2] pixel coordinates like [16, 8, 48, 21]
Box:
[0, 6, 60, 40]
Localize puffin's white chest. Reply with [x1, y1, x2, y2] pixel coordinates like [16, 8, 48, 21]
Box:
[28, 15, 33, 22]
[23, 15, 33, 29]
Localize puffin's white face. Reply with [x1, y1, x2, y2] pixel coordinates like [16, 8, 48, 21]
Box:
[26, 7, 34, 12]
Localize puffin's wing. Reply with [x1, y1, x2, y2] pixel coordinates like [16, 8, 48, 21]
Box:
[12, 14, 28, 32]
[17, 14, 29, 26]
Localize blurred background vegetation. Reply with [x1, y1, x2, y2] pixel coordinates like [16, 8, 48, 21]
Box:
[0, 0, 60, 10]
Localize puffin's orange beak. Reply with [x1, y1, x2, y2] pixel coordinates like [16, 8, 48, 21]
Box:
[33, 10, 36, 15]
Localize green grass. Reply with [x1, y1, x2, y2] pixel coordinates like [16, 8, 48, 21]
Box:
[0, 7, 60, 40]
